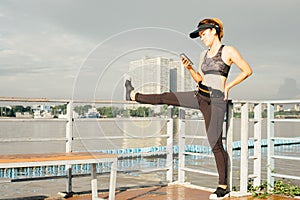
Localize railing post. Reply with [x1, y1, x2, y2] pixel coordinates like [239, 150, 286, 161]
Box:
[240, 102, 249, 194]
[178, 108, 186, 183]
[226, 100, 234, 191]
[166, 106, 173, 183]
[253, 103, 262, 187]
[267, 103, 275, 189]
[66, 100, 73, 195]
[66, 100, 73, 153]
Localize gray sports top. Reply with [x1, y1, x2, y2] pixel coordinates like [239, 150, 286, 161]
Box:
[201, 45, 230, 78]
[199, 45, 230, 91]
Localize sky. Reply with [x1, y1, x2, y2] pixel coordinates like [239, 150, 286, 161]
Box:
[0, 0, 300, 101]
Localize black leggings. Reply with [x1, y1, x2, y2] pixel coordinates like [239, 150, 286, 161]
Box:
[135, 91, 228, 185]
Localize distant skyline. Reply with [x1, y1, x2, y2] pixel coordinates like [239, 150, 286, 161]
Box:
[0, 0, 300, 101]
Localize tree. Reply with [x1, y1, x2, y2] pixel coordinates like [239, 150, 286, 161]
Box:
[160, 105, 178, 118]
[73, 105, 91, 116]
[51, 104, 67, 116]
[97, 106, 124, 118]
[128, 106, 152, 117]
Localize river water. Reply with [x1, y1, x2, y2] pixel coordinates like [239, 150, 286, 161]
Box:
[1, 118, 299, 153]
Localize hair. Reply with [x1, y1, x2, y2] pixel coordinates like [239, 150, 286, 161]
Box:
[199, 18, 224, 40]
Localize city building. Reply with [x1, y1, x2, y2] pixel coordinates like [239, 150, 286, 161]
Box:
[295, 104, 300, 111]
[276, 104, 284, 112]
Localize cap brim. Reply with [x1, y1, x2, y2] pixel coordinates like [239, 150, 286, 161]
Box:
[189, 24, 216, 39]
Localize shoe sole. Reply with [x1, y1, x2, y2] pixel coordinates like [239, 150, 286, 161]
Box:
[209, 193, 229, 200]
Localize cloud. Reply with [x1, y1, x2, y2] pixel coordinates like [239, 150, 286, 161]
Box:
[0, 33, 90, 78]
[0, 22, 94, 98]
[276, 78, 300, 99]
[0, 0, 300, 100]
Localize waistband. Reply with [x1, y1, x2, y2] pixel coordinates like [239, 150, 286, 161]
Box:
[197, 82, 224, 98]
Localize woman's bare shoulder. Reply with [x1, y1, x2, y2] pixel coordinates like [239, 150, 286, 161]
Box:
[223, 45, 242, 58]
[223, 45, 238, 53]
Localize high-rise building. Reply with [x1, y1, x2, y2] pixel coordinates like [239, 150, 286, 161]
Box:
[129, 56, 170, 94]
[295, 104, 300, 111]
[126, 56, 195, 113]
[169, 59, 195, 92]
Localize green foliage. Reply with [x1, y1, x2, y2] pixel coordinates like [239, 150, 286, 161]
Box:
[275, 110, 300, 116]
[161, 105, 178, 118]
[234, 110, 300, 119]
[51, 104, 67, 116]
[161, 105, 169, 116]
[129, 106, 152, 117]
[0, 105, 32, 117]
[233, 112, 254, 118]
[273, 179, 300, 197]
[97, 106, 124, 118]
[248, 178, 300, 198]
[233, 112, 241, 118]
[262, 110, 268, 118]
[248, 179, 270, 198]
[172, 106, 179, 117]
[14, 105, 31, 113]
[74, 105, 92, 116]
[74, 105, 153, 118]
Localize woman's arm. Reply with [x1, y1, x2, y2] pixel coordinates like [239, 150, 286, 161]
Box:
[187, 66, 203, 83]
[224, 46, 252, 100]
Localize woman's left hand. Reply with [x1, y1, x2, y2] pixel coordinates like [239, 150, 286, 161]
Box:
[222, 46, 253, 101]
[224, 86, 229, 100]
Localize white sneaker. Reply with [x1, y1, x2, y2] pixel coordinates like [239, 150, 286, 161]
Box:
[209, 187, 230, 199]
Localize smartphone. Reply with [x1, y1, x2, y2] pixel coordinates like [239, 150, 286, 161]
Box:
[180, 53, 193, 66]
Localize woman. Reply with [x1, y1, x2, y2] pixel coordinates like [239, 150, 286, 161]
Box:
[125, 18, 252, 199]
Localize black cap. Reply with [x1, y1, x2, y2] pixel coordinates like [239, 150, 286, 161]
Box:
[189, 23, 220, 39]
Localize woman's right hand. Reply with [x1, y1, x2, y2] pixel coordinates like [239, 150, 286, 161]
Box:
[181, 55, 203, 83]
[181, 56, 193, 69]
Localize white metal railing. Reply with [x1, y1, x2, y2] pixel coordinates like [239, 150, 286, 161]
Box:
[177, 104, 234, 190]
[229, 100, 300, 195]
[0, 97, 174, 194]
[234, 101, 262, 196]
[266, 101, 300, 189]
[230, 100, 300, 195]
[177, 99, 300, 196]
[1, 97, 300, 196]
